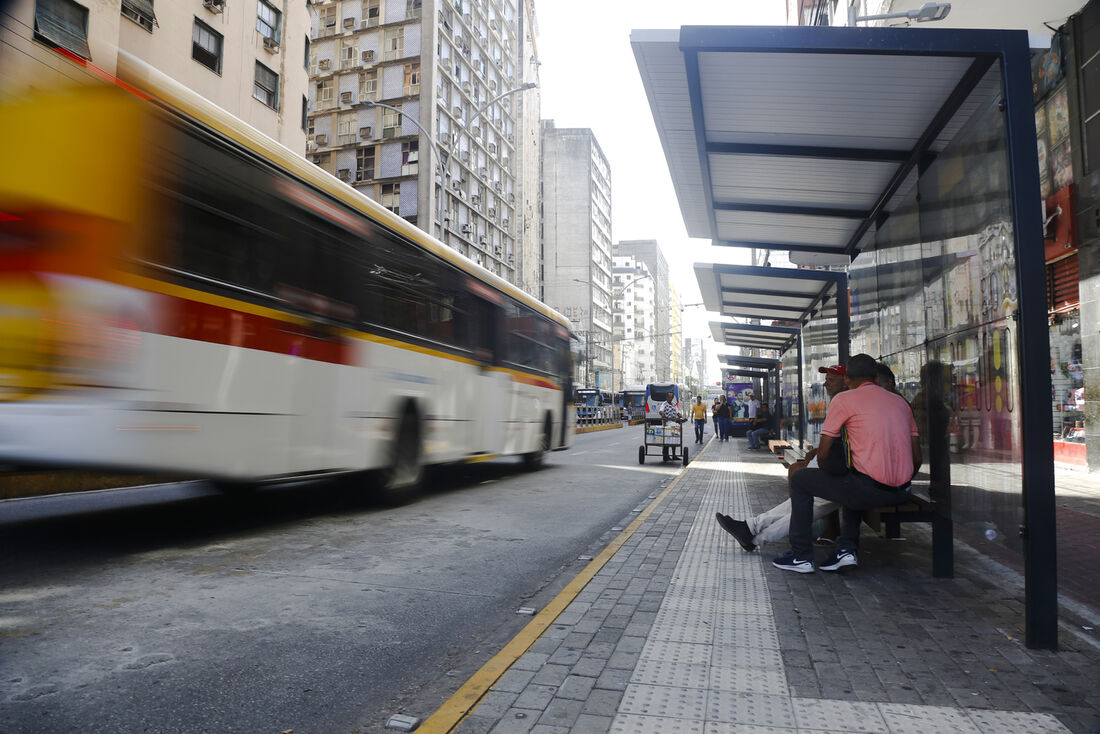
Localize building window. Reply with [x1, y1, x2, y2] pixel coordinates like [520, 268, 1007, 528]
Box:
[406, 0, 422, 19]
[340, 37, 357, 69]
[381, 183, 400, 214]
[253, 61, 279, 109]
[192, 18, 222, 73]
[311, 152, 334, 175]
[256, 0, 280, 41]
[358, 70, 377, 101]
[301, 96, 308, 132]
[383, 27, 404, 61]
[382, 105, 401, 138]
[318, 5, 337, 36]
[356, 147, 375, 181]
[316, 78, 334, 110]
[403, 63, 420, 97]
[304, 35, 310, 71]
[337, 112, 356, 146]
[362, 0, 380, 28]
[121, 0, 156, 32]
[401, 141, 419, 176]
[34, 0, 91, 59]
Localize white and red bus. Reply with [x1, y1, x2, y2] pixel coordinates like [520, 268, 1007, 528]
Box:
[0, 56, 574, 502]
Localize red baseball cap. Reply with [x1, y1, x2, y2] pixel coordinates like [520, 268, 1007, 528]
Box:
[818, 365, 846, 376]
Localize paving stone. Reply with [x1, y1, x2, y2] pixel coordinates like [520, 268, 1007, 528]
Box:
[594, 667, 632, 691]
[580, 687, 623, 717]
[537, 698, 585, 728]
[493, 668, 537, 694]
[513, 684, 558, 711]
[531, 664, 571, 687]
[571, 656, 607, 678]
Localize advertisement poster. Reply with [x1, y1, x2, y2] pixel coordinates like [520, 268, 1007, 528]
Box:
[725, 381, 755, 424]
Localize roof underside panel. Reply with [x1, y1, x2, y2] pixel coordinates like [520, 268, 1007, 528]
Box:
[698, 52, 971, 150]
[709, 155, 898, 210]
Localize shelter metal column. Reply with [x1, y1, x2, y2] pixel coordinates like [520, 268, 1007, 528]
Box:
[1002, 38, 1058, 650]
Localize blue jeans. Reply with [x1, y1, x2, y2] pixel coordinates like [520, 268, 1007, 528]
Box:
[747, 428, 770, 449]
[694, 418, 706, 442]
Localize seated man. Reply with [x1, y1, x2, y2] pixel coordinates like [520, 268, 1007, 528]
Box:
[773, 354, 922, 574]
[745, 404, 774, 450]
[716, 365, 848, 550]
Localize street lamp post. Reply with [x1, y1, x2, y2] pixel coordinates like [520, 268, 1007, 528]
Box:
[361, 99, 448, 223]
[611, 272, 654, 393]
[364, 82, 536, 240]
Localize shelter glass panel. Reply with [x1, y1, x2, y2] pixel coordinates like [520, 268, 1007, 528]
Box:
[866, 62, 1023, 554]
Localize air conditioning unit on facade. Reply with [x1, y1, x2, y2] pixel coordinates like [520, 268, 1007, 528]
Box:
[359, 126, 373, 138]
[343, 17, 355, 28]
[362, 50, 374, 62]
[337, 169, 350, 180]
[315, 134, 328, 145]
[340, 91, 353, 103]
[263, 36, 280, 52]
[319, 59, 331, 70]
[202, 0, 225, 13]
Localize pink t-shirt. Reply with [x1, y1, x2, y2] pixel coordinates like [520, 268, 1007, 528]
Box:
[821, 382, 919, 487]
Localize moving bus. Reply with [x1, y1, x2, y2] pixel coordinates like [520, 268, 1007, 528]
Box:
[0, 55, 574, 501]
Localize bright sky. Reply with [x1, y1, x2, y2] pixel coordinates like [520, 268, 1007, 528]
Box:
[533, 1, 789, 381]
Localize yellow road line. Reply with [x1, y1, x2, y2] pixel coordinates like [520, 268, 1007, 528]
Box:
[417, 451, 697, 733]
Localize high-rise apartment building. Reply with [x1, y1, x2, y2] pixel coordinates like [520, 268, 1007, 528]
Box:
[2, 0, 311, 153]
[612, 256, 656, 389]
[614, 240, 671, 380]
[305, 0, 537, 286]
[541, 121, 613, 387]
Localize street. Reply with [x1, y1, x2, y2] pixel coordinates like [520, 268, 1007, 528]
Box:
[0, 425, 686, 733]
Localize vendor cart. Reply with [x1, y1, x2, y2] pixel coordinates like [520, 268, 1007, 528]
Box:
[638, 382, 689, 466]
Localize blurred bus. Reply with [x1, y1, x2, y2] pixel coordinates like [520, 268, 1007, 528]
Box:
[0, 55, 574, 502]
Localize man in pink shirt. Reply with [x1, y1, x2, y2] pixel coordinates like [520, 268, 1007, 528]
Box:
[773, 354, 922, 574]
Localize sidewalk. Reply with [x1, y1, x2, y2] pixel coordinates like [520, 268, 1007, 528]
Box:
[430, 437, 1100, 734]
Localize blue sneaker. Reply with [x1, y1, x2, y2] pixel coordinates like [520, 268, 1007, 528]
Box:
[772, 550, 814, 574]
[819, 549, 857, 572]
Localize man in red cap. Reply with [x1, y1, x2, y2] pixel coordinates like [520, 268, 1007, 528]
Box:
[772, 354, 922, 574]
[715, 363, 848, 550]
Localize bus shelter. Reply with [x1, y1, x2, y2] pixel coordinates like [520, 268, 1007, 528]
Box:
[719, 354, 781, 410]
[633, 26, 1056, 648]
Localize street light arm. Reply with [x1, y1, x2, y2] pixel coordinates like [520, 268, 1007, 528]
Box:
[462, 82, 537, 132]
[362, 100, 447, 183]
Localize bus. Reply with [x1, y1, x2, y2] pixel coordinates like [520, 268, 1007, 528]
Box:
[0, 54, 574, 502]
[620, 385, 647, 421]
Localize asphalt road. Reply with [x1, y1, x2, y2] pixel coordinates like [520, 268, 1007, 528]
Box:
[0, 425, 691, 734]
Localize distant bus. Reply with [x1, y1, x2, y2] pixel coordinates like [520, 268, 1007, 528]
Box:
[0, 54, 575, 502]
[620, 385, 647, 420]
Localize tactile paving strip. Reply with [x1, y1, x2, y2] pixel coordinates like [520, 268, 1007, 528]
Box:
[605, 440, 1072, 733]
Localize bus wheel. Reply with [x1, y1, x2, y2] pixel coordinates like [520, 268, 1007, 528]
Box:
[376, 408, 423, 504]
[523, 415, 552, 471]
[638, 446, 645, 465]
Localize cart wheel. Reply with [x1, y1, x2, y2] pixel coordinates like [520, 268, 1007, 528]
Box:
[638, 445, 645, 465]
[683, 447, 689, 466]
